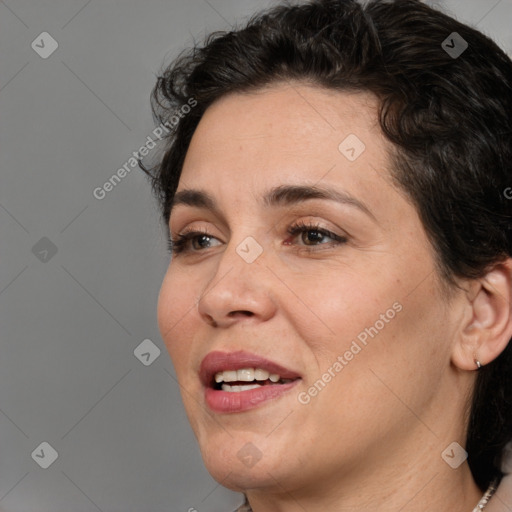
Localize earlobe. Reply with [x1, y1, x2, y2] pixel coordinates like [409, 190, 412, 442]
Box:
[451, 259, 512, 372]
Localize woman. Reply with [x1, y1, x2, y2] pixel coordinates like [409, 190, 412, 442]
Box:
[141, 0, 512, 510]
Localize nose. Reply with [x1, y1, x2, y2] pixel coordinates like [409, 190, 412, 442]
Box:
[196, 238, 277, 328]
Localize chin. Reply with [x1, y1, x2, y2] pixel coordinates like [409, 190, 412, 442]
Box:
[203, 455, 279, 493]
[198, 430, 288, 491]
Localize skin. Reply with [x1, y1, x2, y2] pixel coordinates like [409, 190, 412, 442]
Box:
[157, 82, 512, 512]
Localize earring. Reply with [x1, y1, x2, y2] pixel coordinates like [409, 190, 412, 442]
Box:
[474, 358, 482, 370]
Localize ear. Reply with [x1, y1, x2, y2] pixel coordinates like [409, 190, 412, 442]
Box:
[451, 258, 512, 371]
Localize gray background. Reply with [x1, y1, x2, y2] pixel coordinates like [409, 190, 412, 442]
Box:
[0, 1, 510, 511]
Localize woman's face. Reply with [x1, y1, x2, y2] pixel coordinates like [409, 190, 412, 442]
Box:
[157, 83, 468, 495]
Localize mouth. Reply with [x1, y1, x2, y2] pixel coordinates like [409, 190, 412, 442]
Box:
[200, 350, 302, 413]
[212, 368, 297, 392]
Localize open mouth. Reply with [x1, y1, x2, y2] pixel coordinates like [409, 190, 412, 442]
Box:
[211, 368, 299, 392]
[200, 350, 302, 412]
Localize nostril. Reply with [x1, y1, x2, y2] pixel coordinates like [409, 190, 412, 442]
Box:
[228, 310, 254, 317]
[203, 313, 217, 327]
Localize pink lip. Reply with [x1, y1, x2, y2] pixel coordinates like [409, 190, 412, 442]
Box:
[200, 350, 302, 413]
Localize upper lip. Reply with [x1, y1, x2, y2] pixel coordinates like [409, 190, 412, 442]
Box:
[199, 350, 302, 387]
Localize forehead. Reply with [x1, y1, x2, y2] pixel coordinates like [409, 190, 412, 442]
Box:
[185, 82, 383, 159]
[176, 82, 402, 221]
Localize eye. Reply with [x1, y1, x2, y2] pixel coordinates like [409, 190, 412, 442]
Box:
[286, 220, 347, 250]
[167, 221, 348, 256]
[167, 228, 221, 255]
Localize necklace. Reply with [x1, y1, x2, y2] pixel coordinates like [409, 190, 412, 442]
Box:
[472, 477, 499, 511]
[236, 477, 501, 512]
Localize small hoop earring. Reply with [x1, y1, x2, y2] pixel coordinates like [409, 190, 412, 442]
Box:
[474, 359, 482, 370]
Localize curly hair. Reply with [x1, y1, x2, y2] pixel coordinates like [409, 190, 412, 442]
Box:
[141, 0, 512, 491]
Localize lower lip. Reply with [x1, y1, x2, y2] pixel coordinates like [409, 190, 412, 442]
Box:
[205, 381, 300, 413]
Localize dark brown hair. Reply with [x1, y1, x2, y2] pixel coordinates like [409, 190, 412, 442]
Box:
[141, 0, 512, 491]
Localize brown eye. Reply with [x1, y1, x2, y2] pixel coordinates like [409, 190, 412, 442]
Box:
[287, 221, 347, 249]
[300, 229, 330, 245]
[191, 234, 214, 250]
[168, 230, 221, 255]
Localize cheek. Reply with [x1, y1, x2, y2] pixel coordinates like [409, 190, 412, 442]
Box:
[297, 255, 447, 385]
[287, 262, 399, 357]
[157, 266, 197, 370]
[299, 290, 446, 460]
[323, 270, 450, 413]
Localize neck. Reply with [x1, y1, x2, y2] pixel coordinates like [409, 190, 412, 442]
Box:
[244, 436, 484, 512]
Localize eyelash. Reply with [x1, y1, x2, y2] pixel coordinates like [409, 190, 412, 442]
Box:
[167, 221, 347, 256]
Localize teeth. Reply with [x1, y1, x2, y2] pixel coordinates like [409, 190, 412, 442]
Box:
[214, 368, 281, 384]
[254, 369, 269, 381]
[237, 368, 254, 381]
[221, 383, 262, 392]
[223, 370, 237, 382]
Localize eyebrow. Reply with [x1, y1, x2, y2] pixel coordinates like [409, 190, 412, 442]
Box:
[168, 184, 377, 222]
